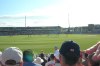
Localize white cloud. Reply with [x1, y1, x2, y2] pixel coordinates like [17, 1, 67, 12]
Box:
[68, 0, 100, 26]
[0, 0, 100, 27]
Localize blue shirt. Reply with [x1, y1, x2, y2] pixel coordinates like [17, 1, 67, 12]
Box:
[23, 62, 42, 66]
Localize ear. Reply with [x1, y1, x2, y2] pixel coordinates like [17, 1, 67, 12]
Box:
[59, 54, 66, 66]
[59, 54, 61, 61]
[59, 54, 62, 64]
[19, 61, 23, 66]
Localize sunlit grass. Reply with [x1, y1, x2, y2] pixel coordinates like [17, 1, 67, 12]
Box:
[0, 34, 99, 54]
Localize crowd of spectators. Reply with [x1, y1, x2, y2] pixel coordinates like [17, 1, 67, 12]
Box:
[0, 40, 99, 66]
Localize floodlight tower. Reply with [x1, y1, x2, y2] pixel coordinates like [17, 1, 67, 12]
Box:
[25, 16, 26, 27]
[68, 12, 70, 33]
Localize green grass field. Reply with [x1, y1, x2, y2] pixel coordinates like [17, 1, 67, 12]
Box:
[0, 34, 100, 54]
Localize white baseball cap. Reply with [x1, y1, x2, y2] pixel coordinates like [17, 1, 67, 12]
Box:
[1, 47, 23, 65]
[34, 57, 44, 64]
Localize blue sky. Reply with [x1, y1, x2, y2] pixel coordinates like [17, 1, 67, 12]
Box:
[0, 0, 100, 27]
[0, 0, 57, 15]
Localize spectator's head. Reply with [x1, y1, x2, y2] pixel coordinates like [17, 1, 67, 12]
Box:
[39, 53, 45, 59]
[54, 46, 58, 50]
[1, 47, 23, 66]
[59, 40, 80, 66]
[50, 54, 55, 60]
[23, 49, 34, 62]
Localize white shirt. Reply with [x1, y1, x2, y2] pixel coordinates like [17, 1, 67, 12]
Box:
[54, 49, 59, 60]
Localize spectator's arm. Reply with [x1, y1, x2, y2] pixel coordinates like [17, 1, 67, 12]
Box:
[92, 44, 100, 61]
[85, 41, 100, 54]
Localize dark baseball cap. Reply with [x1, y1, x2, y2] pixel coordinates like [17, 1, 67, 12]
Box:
[59, 40, 80, 57]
